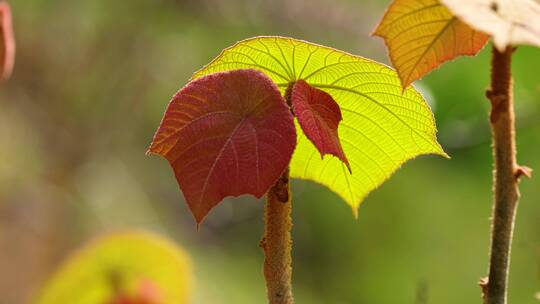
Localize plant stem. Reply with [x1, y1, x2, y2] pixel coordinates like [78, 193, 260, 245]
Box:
[483, 46, 529, 304]
[261, 167, 294, 304]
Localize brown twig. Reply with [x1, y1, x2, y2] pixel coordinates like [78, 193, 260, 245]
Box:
[483, 45, 531, 304]
[261, 168, 294, 304]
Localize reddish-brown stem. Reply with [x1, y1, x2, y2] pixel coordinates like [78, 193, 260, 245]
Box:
[260, 82, 296, 304]
[482, 46, 529, 304]
[261, 168, 294, 304]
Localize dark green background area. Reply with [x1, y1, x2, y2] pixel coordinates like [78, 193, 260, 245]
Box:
[1, 0, 539, 303]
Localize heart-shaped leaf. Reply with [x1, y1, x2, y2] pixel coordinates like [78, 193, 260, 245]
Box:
[374, 0, 489, 88]
[193, 37, 447, 214]
[441, 0, 540, 51]
[0, 1, 15, 80]
[148, 69, 296, 223]
[291, 79, 350, 172]
[35, 232, 192, 304]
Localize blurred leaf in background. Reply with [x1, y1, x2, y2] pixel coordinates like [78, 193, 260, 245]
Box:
[35, 231, 193, 304]
[0, 1, 15, 80]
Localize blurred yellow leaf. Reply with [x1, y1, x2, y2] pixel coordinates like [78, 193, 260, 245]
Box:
[35, 231, 192, 304]
[374, 0, 489, 88]
[441, 0, 540, 51]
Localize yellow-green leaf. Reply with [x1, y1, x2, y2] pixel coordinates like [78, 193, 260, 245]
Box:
[192, 36, 447, 215]
[441, 0, 540, 51]
[35, 231, 193, 304]
[374, 0, 489, 88]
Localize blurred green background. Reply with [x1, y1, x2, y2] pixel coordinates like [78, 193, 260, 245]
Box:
[1, 0, 539, 303]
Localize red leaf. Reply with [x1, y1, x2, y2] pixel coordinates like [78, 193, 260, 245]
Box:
[148, 69, 296, 224]
[0, 2, 14, 81]
[291, 80, 350, 172]
[109, 279, 162, 304]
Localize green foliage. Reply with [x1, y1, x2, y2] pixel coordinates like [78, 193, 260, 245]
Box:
[192, 36, 446, 214]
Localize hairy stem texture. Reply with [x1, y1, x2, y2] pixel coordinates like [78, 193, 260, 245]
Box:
[261, 168, 294, 304]
[483, 46, 523, 304]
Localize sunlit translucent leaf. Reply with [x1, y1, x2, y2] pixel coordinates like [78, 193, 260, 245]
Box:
[0, 1, 15, 80]
[441, 0, 540, 51]
[291, 79, 350, 172]
[36, 232, 192, 304]
[192, 36, 447, 214]
[374, 0, 489, 88]
[148, 69, 296, 223]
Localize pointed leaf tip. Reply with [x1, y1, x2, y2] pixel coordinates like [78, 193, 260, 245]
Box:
[374, 0, 488, 88]
[149, 69, 296, 224]
[291, 80, 351, 173]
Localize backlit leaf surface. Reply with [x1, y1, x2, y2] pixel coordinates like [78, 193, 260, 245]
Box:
[0, 1, 14, 80]
[193, 37, 446, 214]
[374, 0, 489, 88]
[441, 0, 540, 51]
[36, 232, 192, 304]
[291, 79, 350, 172]
[149, 69, 296, 223]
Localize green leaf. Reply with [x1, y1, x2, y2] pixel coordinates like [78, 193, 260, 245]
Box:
[35, 231, 193, 304]
[192, 36, 447, 215]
